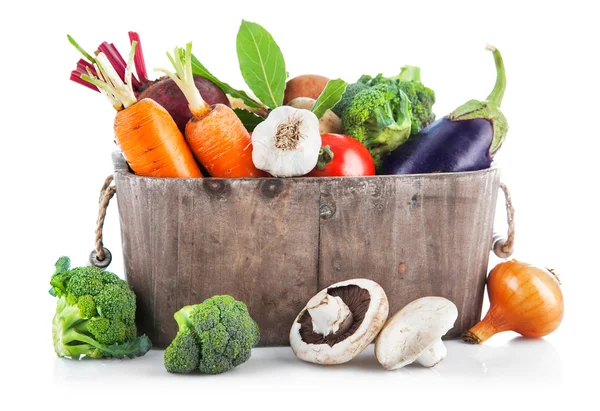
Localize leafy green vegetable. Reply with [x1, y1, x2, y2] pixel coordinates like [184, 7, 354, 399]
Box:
[236, 20, 286, 109]
[190, 54, 263, 110]
[234, 108, 264, 132]
[164, 295, 260, 374]
[311, 79, 348, 119]
[50, 256, 152, 360]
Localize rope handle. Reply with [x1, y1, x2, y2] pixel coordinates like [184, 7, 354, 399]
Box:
[492, 182, 515, 259]
[90, 175, 116, 269]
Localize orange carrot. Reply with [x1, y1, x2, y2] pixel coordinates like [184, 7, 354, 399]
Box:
[114, 99, 202, 178]
[78, 40, 202, 178]
[157, 43, 268, 178]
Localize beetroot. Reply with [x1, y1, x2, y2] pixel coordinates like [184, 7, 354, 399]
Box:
[69, 32, 229, 133]
[139, 75, 229, 133]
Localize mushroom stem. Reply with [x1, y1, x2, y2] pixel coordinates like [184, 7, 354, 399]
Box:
[415, 339, 447, 367]
[307, 293, 352, 337]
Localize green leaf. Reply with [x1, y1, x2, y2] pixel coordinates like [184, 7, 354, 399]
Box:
[311, 79, 348, 119]
[55, 256, 71, 275]
[99, 335, 152, 359]
[236, 20, 286, 109]
[234, 109, 264, 132]
[397, 65, 422, 83]
[190, 54, 263, 109]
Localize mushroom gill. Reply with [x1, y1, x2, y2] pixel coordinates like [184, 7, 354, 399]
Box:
[298, 285, 371, 346]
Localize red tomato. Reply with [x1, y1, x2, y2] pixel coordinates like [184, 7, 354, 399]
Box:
[307, 134, 375, 177]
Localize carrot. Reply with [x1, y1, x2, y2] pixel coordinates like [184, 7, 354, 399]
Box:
[76, 40, 202, 178]
[114, 99, 202, 178]
[156, 43, 268, 178]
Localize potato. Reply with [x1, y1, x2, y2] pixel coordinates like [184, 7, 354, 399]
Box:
[288, 97, 342, 134]
[319, 109, 342, 134]
[283, 74, 329, 104]
[287, 97, 316, 110]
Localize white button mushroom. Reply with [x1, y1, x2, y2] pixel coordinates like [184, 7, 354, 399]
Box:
[290, 279, 389, 365]
[374, 296, 458, 370]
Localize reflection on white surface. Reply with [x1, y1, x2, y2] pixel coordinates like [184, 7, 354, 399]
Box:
[52, 336, 562, 388]
[436, 337, 562, 384]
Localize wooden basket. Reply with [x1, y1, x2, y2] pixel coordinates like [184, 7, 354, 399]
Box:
[111, 152, 506, 348]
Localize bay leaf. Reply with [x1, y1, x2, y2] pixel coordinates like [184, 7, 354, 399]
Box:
[236, 20, 286, 109]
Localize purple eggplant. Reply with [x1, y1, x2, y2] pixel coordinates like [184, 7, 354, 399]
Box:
[381, 45, 507, 175]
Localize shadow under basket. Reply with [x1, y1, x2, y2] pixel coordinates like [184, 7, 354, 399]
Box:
[109, 151, 511, 348]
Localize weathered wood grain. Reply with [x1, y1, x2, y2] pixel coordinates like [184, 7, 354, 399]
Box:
[318, 170, 500, 338]
[114, 153, 320, 347]
[113, 152, 500, 346]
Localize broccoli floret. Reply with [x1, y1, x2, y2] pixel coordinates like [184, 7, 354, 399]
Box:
[164, 328, 200, 373]
[396, 66, 436, 135]
[341, 82, 412, 168]
[76, 294, 97, 318]
[362, 66, 436, 135]
[164, 295, 260, 374]
[337, 67, 436, 167]
[49, 256, 152, 360]
[164, 306, 199, 373]
[331, 81, 370, 118]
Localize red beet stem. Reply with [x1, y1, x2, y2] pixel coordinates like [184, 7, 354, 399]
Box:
[97, 42, 142, 91]
[70, 71, 99, 92]
[128, 31, 150, 86]
[76, 58, 95, 73]
[70, 59, 100, 92]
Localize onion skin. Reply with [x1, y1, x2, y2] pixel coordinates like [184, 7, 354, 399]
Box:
[462, 260, 564, 344]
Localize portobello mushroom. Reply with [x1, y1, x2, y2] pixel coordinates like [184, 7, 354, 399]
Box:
[289, 279, 389, 365]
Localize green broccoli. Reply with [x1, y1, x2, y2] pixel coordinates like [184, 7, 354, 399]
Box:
[49, 256, 152, 360]
[164, 295, 260, 374]
[340, 81, 412, 168]
[331, 81, 370, 118]
[396, 66, 436, 135]
[361, 66, 436, 135]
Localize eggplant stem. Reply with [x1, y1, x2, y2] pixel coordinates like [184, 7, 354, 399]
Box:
[485, 44, 506, 107]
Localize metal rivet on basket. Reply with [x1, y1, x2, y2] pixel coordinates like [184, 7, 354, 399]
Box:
[261, 180, 284, 199]
[319, 202, 336, 219]
[203, 179, 229, 197]
[89, 247, 112, 269]
[492, 236, 513, 259]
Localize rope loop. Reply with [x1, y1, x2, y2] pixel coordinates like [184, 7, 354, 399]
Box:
[90, 175, 116, 268]
[492, 182, 515, 259]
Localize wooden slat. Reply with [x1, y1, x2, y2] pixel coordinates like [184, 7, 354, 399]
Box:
[114, 157, 320, 347]
[317, 170, 500, 338]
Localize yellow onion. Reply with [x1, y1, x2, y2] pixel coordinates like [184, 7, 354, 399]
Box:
[462, 259, 564, 344]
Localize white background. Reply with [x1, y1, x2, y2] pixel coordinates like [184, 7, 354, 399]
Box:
[2, 0, 599, 409]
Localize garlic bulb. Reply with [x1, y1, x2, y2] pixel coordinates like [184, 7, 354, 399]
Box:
[251, 106, 321, 177]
